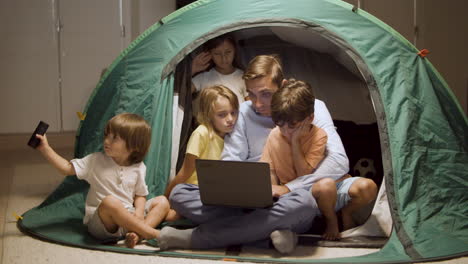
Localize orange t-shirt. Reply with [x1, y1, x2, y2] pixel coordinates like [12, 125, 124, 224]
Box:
[260, 125, 327, 184]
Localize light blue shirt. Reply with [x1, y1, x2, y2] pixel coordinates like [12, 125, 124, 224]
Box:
[222, 100, 349, 191]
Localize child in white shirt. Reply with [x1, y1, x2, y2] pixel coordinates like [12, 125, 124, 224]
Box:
[191, 34, 247, 110]
[36, 113, 169, 248]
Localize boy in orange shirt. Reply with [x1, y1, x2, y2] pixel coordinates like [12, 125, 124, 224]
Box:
[260, 79, 342, 240]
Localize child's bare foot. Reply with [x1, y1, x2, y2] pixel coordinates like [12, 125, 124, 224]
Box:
[165, 209, 182, 222]
[125, 232, 140, 248]
[341, 211, 356, 231]
[323, 215, 340, 240]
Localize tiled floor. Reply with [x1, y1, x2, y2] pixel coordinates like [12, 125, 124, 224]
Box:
[0, 134, 465, 264]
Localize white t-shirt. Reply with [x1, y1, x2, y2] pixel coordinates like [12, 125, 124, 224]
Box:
[71, 152, 149, 224]
[192, 68, 247, 105]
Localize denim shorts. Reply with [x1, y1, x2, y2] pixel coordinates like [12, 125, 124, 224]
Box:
[311, 176, 360, 214]
[334, 176, 360, 211]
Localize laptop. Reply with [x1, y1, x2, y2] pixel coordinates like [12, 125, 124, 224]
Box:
[195, 159, 273, 208]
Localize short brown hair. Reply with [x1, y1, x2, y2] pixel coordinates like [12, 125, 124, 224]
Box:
[197, 85, 239, 136]
[271, 79, 315, 127]
[243, 55, 284, 88]
[104, 113, 151, 164]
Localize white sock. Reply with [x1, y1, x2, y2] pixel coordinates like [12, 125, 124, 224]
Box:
[270, 230, 298, 254]
[158, 227, 193, 250]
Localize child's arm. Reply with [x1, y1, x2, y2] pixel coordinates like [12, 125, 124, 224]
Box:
[36, 134, 76, 176]
[270, 169, 279, 185]
[291, 122, 314, 176]
[261, 141, 290, 198]
[133, 195, 146, 221]
[164, 153, 197, 197]
[291, 121, 327, 177]
[270, 169, 290, 198]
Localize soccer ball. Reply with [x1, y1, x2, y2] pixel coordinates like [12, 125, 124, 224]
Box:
[353, 158, 376, 178]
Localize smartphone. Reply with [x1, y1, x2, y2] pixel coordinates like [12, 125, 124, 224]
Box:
[27, 121, 49, 148]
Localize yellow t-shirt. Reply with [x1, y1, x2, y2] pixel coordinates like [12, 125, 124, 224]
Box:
[185, 125, 224, 185]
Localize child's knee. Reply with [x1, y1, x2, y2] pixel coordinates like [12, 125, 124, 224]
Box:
[312, 178, 337, 198]
[151, 195, 170, 212]
[165, 209, 181, 222]
[101, 195, 120, 207]
[168, 183, 186, 202]
[99, 195, 122, 213]
[350, 178, 377, 200]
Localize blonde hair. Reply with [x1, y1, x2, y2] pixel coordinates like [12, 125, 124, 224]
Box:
[243, 54, 284, 87]
[197, 85, 239, 136]
[104, 113, 151, 164]
[271, 79, 315, 127]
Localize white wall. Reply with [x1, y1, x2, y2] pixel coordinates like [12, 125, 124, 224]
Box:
[0, 0, 176, 134]
[59, 0, 125, 132]
[0, 1, 61, 133]
[0, 0, 465, 134]
[131, 0, 176, 40]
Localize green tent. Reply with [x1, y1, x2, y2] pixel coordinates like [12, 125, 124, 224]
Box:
[19, 0, 468, 262]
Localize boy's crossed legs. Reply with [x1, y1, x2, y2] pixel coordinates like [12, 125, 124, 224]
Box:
[96, 195, 170, 248]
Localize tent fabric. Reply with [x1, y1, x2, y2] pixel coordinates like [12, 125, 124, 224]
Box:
[18, 0, 467, 262]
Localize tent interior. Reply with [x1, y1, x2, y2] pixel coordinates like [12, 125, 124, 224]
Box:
[171, 25, 389, 244]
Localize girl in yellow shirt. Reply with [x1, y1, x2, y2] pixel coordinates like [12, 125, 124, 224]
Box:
[165, 85, 239, 197]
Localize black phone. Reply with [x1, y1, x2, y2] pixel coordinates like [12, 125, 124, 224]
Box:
[27, 121, 49, 148]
